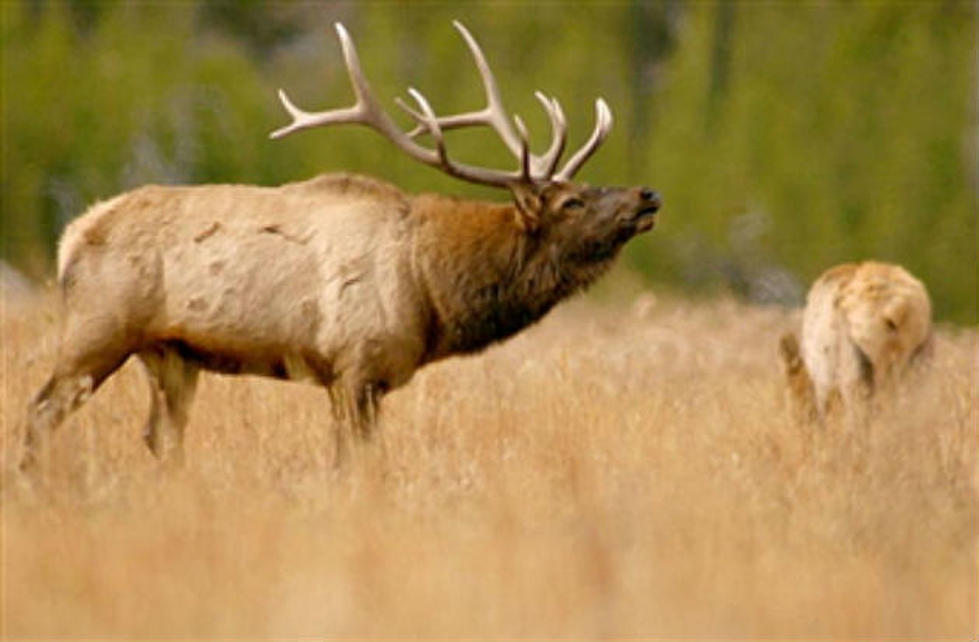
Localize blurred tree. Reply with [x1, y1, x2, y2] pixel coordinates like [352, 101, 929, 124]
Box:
[706, 2, 734, 128]
[626, 0, 679, 152]
[196, 0, 305, 57]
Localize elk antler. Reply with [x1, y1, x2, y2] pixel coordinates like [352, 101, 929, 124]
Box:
[271, 21, 613, 188]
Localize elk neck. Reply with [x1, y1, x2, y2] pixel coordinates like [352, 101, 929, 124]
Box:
[410, 192, 617, 361]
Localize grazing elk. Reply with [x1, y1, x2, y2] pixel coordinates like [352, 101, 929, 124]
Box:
[20, 22, 662, 470]
[779, 261, 932, 421]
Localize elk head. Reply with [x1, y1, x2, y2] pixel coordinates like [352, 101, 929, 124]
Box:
[270, 21, 661, 255]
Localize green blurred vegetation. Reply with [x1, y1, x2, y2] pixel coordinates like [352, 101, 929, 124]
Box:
[2, 1, 975, 322]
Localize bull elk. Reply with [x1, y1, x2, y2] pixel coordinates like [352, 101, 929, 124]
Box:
[779, 261, 932, 421]
[20, 22, 662, 470]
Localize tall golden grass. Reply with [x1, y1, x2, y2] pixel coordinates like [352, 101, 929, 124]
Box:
[2, 285, 976, 639]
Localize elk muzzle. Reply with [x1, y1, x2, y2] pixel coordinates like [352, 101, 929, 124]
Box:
[632, 187, 662, 232]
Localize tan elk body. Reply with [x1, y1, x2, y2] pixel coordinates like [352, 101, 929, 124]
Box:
[21, 22, 661, 469]
[779, 261, 932, 419]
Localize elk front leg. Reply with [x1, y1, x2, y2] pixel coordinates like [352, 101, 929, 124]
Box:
[328, 378, 385, 469]
[138, 347, 199, 463]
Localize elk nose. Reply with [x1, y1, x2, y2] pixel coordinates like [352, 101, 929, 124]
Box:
[639, 187, 661, 210]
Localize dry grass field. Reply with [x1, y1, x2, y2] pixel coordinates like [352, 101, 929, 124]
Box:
[1, 284, 976, 639]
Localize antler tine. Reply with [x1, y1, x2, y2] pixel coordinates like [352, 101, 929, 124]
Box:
[271, 24, 372, 140]
[403, 88, 448, 161]
[450, 20, 524, 158]
[555, 98, 613, 181]
[534, 92, 567, 179]
[402, 21, 525, 154]
[270, 86, 361, 140]
[395, 95, 427, 127]
[334, 23, 370, 103]
[512, 115, 532, 182]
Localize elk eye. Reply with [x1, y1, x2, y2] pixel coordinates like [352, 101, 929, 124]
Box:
[562, 198, 585, 210]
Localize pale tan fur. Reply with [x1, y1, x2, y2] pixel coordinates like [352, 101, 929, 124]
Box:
[22, 173, 659, 469]
[780, 261, 932, 420]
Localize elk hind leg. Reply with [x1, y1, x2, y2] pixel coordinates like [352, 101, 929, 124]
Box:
[779, 332, 817, 422]
[21, 352, 130, 472]
[21, 374, 95, 472]
[138, 347, 199, 462]
[838, 341, 874, 425]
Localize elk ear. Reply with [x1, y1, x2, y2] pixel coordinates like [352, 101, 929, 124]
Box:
[508, 183, 543, 233]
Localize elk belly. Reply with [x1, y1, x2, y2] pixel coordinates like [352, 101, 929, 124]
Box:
[156, 223, 325, 359]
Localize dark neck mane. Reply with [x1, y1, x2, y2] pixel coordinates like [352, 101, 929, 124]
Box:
[412, 194, 616, 361]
